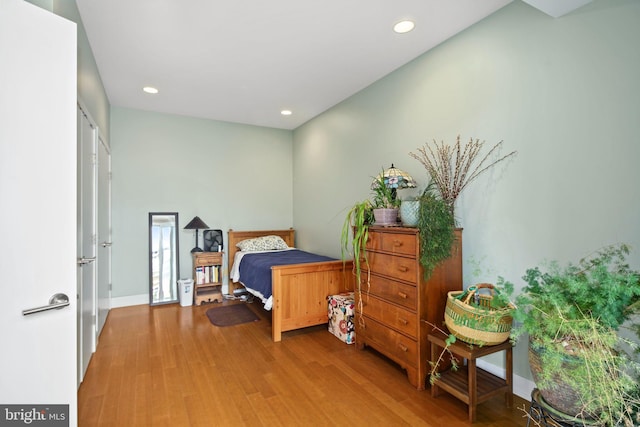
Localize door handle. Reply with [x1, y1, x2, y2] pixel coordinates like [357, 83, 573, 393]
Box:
[77, 257, 96, 265]
[23, 293, 70, 316]
[101, 241, 112, 247]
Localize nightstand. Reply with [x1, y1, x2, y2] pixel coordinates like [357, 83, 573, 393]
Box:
[192, 251, 224, 305]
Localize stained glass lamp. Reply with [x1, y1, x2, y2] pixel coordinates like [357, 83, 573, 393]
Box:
[371, 164, 417, 201]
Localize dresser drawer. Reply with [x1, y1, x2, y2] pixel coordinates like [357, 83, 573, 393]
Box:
[357, 295, 417, 338]
[366, 231, 416, 257]
[357, 316, 418, 368]
[363, 274, 417, 310]
[194, 252, 222, 267]
[366, 251, 418, 283]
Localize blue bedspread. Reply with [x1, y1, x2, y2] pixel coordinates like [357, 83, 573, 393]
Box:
[238, 250, 335, 299]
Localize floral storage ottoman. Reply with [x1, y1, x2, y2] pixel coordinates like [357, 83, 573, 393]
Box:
[327, 292, 355, 344]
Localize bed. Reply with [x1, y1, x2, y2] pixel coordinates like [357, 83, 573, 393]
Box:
[228, 228, 353, 342]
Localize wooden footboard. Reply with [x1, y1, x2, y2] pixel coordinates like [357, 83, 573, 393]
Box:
[271, 259, 353, 342]
[228, 229, 353, 342]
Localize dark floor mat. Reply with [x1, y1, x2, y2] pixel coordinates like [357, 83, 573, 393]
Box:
[205, 304, 260, 327]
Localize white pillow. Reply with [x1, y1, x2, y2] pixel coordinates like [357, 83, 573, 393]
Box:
[236, 235, 289, 252]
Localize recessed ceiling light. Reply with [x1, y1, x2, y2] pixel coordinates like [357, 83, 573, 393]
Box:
[393, 20, 415, 34]
[281, 110, 292, 116]
[143, 86, 158, 94]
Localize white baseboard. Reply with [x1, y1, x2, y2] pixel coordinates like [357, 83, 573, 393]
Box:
[110, 285, 231, 309]
[110, 293, 148, 308]
[477, 359, 535, 401]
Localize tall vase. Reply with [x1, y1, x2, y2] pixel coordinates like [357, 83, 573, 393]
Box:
[399, 200, 419, 227]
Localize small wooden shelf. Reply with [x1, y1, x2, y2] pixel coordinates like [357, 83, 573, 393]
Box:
[192, 252, 224, 305]
[428, 330, 513, 423]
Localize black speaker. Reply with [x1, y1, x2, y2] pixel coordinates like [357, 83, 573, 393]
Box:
[202, 229, 223, 252]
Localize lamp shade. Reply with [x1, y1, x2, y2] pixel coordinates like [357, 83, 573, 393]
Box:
[371, 164, 417, 190]
[183, 216, 209, 230]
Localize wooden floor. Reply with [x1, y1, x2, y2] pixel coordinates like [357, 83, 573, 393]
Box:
[78, 301, 530, 426]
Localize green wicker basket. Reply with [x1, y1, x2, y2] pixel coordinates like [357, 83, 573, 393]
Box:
[444, 283, 514, 346]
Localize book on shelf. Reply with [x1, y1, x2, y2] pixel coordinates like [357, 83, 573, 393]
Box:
[195, 266, 205, 284]
[195, 264, 221, 285]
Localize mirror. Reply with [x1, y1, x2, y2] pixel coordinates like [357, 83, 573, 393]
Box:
[149, 212, 180, 305]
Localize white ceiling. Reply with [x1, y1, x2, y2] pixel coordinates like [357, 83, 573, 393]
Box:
[75, 0, 591, 130]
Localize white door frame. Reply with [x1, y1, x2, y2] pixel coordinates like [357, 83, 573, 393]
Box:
[77, 102, 98, 384]
[97, 135, 112, 334]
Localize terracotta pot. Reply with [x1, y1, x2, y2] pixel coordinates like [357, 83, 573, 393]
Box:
[528, 339, 600, 421]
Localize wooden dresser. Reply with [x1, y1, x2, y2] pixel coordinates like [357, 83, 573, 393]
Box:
[355, 226, 462, 390]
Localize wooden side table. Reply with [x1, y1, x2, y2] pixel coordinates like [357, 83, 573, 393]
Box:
[428, 330, 513, 423]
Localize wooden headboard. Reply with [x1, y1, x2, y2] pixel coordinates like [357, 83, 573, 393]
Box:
[227, 228, 295, 270]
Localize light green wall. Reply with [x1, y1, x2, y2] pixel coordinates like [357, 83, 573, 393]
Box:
[292, 0, 640, 381]
[30, 0, 110, 142]
[111, 107, 293, 299]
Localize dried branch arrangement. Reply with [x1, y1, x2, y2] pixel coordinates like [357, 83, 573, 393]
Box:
[409, 136, 516, 214]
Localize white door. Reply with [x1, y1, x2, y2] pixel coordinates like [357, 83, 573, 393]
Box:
[97, 136, 112, 334]
[0, 0, 78, 425]
[78, 106, 97, 382]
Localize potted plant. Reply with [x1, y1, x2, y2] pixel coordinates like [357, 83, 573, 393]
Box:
[370, 171, 400, 225]
[341, 170, 404, 315]
[341, 168, 416, 289]
[506, 244, 640, 426]
[409, 136, 516, 279]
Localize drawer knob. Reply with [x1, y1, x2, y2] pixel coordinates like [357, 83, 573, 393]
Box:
[393, 240, 403, 247]
[397, 266, 409, 272]
[399, 318, 408, 325]
[399, 344, 408, 352]
[397, 292, 407, 299]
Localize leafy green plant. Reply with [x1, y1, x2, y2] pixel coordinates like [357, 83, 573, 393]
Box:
[417, 184, 456, 279]
[341, 170, 400, 290]
[512, 244, 640, 338]
[341, 200, 373, 289]
[507, 244, 640, 426]
[341, 200, 374, 323]
[371, 171, 400, 209]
